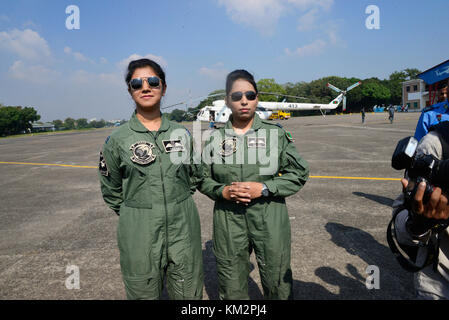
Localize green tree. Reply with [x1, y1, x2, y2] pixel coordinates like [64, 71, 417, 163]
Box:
[257, 78, 286, 102]
[20, 107, 40, 132]
[404, 68, 421, 80]
[387, 71, 407, 105]
[76, 118, 89, 129]
[64, 117, 76, 130]
[52, 119, 64, 130]
[91, 119, 106, 128]
[169, 109, 186, 122]
[0, 105, 40, 136]
[361, 79, 391, 107]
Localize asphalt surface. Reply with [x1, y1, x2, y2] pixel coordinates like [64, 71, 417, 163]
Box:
[0, 112, 422, 300]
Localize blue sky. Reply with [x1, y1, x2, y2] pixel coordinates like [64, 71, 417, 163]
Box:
[0, 0, 448, 121]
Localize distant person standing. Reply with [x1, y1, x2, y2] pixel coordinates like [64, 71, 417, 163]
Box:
[361, 107, 366, 124]
[388, 105, 395, 124]
[209, 114, 215, 129]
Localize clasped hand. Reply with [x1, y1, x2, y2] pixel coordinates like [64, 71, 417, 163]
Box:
[222, 182, 264, 205]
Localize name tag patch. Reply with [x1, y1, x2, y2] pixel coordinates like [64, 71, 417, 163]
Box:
[162, 139, 185, 153]
[247, 137, 266, 148]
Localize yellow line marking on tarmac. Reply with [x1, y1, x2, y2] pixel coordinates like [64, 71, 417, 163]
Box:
[0, 161, 96, 169]
[0, 161, 402, 181]
[310, 175, 400, 181]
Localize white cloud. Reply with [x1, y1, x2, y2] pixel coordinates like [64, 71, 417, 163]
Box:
[285, 39, 326, 57]
[218, 0, 334, 35]
[64, 46, 94, 63]
[0, 29, 51, 61]
[297, 8, 318, 31]
[70, 69, 122, 87]
[9, 60, 60, 84]
[287, 0, 333, 10]
[218, 0, 284, 35]
[118, 53, 168, 72]
[198, 64, 229, 81]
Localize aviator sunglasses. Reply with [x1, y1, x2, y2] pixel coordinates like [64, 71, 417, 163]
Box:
[128, 76, 162, 90]
[229, 91, 257, 102]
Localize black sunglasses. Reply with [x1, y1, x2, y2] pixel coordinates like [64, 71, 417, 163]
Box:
[229, 91, 257, 102]
[128, 77, 162, 90]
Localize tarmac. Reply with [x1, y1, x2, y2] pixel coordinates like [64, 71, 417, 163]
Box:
[0, 111, 422, 299]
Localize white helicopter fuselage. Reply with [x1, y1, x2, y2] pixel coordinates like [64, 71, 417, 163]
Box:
[196, 100, 273, 124]
[196, 93, 344, 123]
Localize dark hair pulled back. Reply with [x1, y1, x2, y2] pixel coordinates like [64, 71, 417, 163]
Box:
[125, 58, 166, 88]
[225, 69, 258, 95]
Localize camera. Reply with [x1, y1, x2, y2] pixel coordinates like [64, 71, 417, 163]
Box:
[391, 136, 440, 209]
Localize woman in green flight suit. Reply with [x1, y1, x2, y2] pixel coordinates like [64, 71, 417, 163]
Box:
[199, 69, 309, 300]
[98, 59, 203, 300]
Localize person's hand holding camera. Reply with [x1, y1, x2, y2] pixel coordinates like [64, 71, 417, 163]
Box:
[401, 178, 449, 239]
[401, 179, 449, 220]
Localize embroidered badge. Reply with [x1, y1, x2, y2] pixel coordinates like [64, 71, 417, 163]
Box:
[286, 131, 294, 142]
[220, 137, 237, 156]
[247, 137, 266, 148]
[437, 114, 442, 122]
[162, 139, 185, 153]
[99, 151, 109, 176]
[130, 141, 156, 165]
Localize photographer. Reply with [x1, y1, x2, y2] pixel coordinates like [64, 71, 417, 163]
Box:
[388, 121, 449, 299]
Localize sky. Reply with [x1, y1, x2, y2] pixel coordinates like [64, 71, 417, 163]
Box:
[0, 0, 448, 122]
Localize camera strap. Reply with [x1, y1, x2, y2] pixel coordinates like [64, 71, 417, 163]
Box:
[387, 206, 435, 272]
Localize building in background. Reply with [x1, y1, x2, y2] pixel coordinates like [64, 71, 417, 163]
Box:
[31, 122, 55, 132]
[402, 78, 428, 111]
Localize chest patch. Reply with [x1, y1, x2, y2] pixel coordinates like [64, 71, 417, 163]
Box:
[247, 137, 266, 148]
[130, 141, 156, 165]
[162, 139, 185, 153]
[220, 137, 237, 156]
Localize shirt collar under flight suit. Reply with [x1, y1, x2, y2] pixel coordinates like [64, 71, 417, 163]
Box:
[128, 111, 171, 133]
[224, 113, 263, 136]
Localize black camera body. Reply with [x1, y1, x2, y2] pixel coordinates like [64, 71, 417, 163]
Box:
[392, 136, 438, 209]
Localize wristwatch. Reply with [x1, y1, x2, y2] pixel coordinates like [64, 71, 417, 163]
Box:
[261, 183, 270, 197]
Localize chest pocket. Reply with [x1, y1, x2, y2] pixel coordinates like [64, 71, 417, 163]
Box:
[119, 149, 153, 209]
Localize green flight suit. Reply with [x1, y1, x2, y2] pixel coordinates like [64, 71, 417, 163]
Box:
[199, 114, 309, 300]
[98, 112, 203, 300]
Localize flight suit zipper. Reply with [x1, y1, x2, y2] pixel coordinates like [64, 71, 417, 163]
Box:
[241, 139, 251, 249]
[153, 131, 170, 264]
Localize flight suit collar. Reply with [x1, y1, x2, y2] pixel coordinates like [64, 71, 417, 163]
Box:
[129, 111, 170, 133]
[224, 113, 263, 136]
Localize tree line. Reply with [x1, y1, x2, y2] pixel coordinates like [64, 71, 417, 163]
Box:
[166, 68, 421, 120]
[0, 105, 40, 136]
[0, 103, 127, 137]
[51, 118, 126, 130]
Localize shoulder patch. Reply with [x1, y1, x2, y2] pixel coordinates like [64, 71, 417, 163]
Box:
[99, 151, 109, 176]
[105, 136, 111, 144]
[285, 130, 294, 142]
[185, 128, 191, 136]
